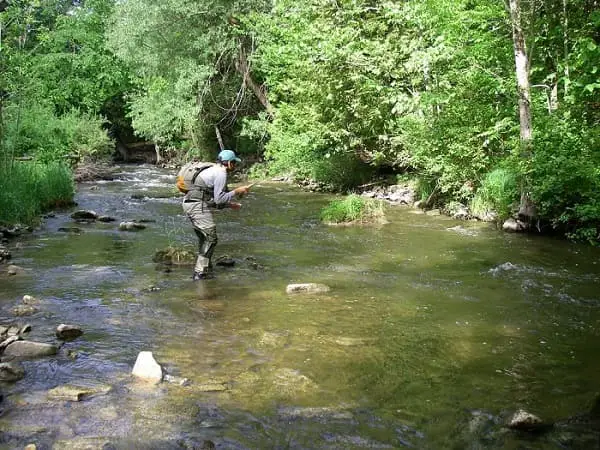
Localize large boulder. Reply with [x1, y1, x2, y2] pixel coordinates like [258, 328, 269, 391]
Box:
[2, 341, 58, 360]
[502, 218, 529, 232]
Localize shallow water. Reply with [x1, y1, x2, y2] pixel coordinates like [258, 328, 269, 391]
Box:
[1, 164, 600, 449]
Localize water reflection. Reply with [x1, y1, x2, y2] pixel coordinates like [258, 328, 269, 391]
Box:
[1, 164, 599, 448]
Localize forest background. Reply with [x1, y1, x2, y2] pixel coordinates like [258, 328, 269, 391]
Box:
[0, 0, 598, 242]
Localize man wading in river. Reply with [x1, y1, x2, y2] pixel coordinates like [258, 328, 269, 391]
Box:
[181, 150, 251, 280]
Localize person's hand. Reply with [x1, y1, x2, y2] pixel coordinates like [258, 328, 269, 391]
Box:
[229, 202, 242, 210]
[234, 185, 250, 196]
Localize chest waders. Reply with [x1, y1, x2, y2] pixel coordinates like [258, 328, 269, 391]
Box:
[182, 167, 219, 278]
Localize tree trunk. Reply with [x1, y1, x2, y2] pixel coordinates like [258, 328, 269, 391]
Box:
[235, 48, 273, 116]
[509, 0, 533, 147]
[155, 143, 161, 165]
[215, 126, 224, 151]
[563, 0, 570, 99]
[509, 0, 536, 219]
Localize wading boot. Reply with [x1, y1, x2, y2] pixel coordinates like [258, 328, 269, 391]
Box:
[193, 272, 214, 281]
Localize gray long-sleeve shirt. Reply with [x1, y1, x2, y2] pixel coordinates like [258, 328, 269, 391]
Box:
[187, 164, 235, 205]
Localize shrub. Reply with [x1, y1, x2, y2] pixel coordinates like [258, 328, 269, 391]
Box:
[525, 116, 600, 243]
[2, 102, 114, 163]
[320, 194, 385, 224]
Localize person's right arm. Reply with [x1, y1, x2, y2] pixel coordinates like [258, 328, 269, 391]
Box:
[212, 171, 251, 206]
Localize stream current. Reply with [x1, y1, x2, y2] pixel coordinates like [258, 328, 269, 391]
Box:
[1, 164, 600, 449]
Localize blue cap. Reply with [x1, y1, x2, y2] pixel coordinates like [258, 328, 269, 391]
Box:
[218, 149, 241, 163]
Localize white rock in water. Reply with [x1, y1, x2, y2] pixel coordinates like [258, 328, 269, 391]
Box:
[119, 221, 146, 231]
[7, 265, 24, 276]
[286, 283, 330, 294]
[507, 409, 545, 430]
[22, 295, 37, 304]
[131, 351, 163, 383]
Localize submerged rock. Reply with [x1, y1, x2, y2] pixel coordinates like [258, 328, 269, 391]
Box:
[286, 283, 330, 294]
[334, 337, 374, 347]
[57, 227, 82, 233]
[12, 304, 38, 316]
[119, 221, 146, 231]
[272, 368, 317, 395]
[97, 216, 116, 222]
[56, 324, 84, 341]
[278, 406, 354, 421]
[131, 351, 163, 383]
[163, 374, 190, 386]
[7, 265, 25, 276]
[70, 210, 98, 221]
[47, 384, 111, 401]
[2, 340, 58, 360]
[197, 382, 229, 392]
[0, 362, 25, 382]
[152, 247, 195, 265]
[215, 256, 235, 267]
[51, 438, 114, 449]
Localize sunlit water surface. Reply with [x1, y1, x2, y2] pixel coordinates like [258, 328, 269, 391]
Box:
[1, 164, 599, 449]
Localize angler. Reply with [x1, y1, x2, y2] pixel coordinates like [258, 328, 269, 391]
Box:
[179, 150, 251, 280]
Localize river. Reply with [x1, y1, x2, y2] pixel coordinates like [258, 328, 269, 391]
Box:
[1, 164, 599, 449]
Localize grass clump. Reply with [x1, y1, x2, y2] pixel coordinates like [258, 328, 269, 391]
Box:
[152, 246, 196, 265]
[470, 168, 518, 220]
[320, 194, 386, 224]
[0, 161, 74, 226]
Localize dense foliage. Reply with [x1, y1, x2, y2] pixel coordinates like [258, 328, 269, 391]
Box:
[0, 0, 598, 242]
[246, 0, 599, 241]
[0, 0, 129, 224]
[106, 0, 270, 158]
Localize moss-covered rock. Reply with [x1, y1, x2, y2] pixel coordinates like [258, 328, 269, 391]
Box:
[152, 246, 195, 265]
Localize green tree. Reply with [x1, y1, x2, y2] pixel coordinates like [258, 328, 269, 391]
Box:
[107, 0, 270, 158]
